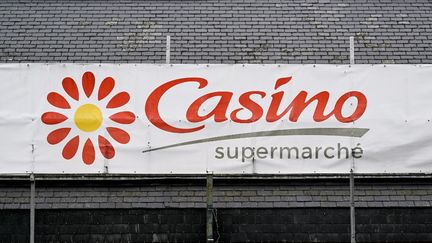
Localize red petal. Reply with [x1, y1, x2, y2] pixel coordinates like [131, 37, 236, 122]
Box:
[98, 135, 115, 159]
[47, 92, 71, 109]
[82, 71, 95, 98]
[98, 77, 115, 101]
[106, 92, 130, 108]
[62, 77, 79, 101]
[47, 128, 71, 145]
[106, 127, 130, 144]
[109, 111, 136, 124]
[62, 136, 79, 160]
[82, 138, 95, 165]
[41, 112, 68, 125]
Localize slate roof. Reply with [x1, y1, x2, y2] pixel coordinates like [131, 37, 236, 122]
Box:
[0, 0, 431, 64]
[2, 180, 432, 209]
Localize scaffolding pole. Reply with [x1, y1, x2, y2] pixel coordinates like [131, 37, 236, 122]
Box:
[206, 173, 214, 243]
[30, 174, 35, 243]
[166, 35, 171, 64]
[349, 36, 356, 243]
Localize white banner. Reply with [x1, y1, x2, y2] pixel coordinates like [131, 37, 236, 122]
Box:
[0, 64, 431, 174]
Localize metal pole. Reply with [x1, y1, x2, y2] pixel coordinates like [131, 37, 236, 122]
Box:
[350, 36, 355, 65]
[206, 173, 214, 243]
[166, 35, 171, 64]
[349, 36, 356, 243]
[350, 169, 355, 243]
[30, 174, 35, 243]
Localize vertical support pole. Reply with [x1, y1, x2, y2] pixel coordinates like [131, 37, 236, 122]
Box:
[206, 173, 214, 243]
[30, 174, 35, 243]
[166, 35, 171, 64]
[350, 36, 355, 65]
[350, 170, 355, 243]
[349, 36, 356, 243]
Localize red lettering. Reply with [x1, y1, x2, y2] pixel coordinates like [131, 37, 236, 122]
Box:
[145, 77, 207, 133]
[230, 91, 266, 123]
[145, 75, 368, 133]
[267, 77, 333, 122]
[289, 91, 333, 122]
[267, 77, 366, 123]
[186, 92, 233, 122]
[333, 91, 367, 122]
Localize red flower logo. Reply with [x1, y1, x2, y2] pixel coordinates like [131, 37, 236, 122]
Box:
[41, 71, 135, 165]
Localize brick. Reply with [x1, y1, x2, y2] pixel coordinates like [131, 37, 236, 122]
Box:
[241, 202, 258, 207]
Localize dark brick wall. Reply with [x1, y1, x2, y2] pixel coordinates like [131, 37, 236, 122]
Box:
[0, 210, 29, 243]
[216, 208, 350, 242]
[217, 208, 432, 242]
[2, 207, 432, 242]
[35, 209, 205, 243]
[356, 208, 432, 242]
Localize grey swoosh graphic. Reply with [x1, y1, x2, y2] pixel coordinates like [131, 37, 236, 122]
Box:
[142, 128, 369, 153]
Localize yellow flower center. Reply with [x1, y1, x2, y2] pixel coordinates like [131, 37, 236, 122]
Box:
[74, 104, 103, 132]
